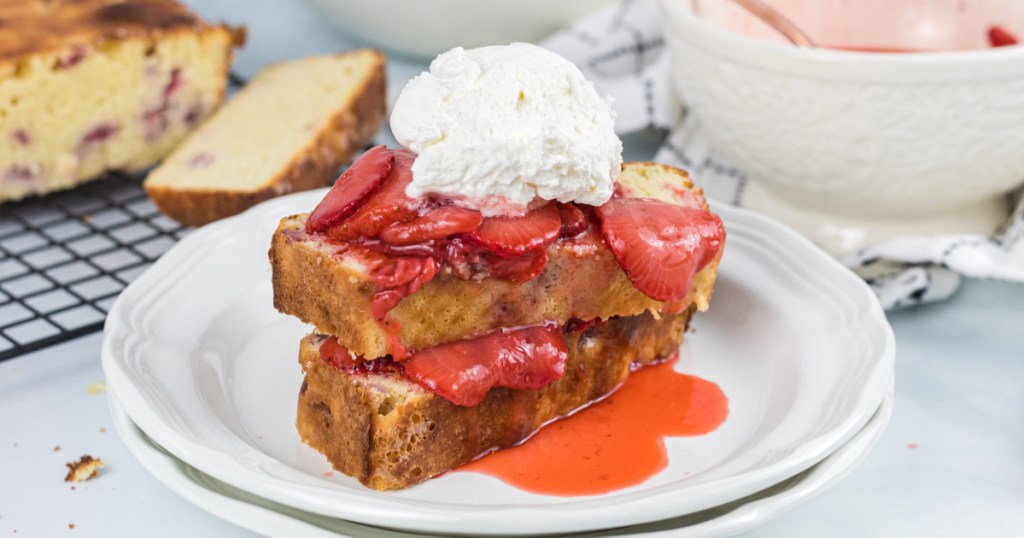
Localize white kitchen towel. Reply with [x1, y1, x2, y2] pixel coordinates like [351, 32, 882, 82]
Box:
[542, 0, 1024, 309]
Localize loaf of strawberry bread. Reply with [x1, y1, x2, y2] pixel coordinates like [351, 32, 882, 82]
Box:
[0, 0, 242, 202]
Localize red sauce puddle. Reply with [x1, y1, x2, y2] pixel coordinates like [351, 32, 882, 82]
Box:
[458, 356, 729, 496]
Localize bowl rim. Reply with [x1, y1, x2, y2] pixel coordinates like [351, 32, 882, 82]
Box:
[659, 0, 1024, 82]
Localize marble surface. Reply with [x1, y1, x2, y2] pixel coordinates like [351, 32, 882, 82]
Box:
[1, 0, 1022, 536]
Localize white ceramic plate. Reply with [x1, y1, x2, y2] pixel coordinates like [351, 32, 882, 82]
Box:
[101, 190, 895, 535]
[107, 384, 893, 538]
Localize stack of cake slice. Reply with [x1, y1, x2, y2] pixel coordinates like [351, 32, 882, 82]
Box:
[270, 154, 724, 490]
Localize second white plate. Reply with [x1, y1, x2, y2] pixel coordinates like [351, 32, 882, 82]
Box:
[108, 384, 894, 538]
[101, 191, 895, 535]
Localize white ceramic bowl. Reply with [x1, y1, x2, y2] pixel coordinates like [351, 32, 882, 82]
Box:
[660, 0, 1024, 252]
[302, 0, 616, 58]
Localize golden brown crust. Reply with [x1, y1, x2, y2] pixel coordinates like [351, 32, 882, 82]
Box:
[296, 309, 692, 490]
[145, 50, 387, 227]
[0, 0, 240, 63]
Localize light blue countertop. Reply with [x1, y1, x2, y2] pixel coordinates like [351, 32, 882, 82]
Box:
[1, 1, 1021, 536]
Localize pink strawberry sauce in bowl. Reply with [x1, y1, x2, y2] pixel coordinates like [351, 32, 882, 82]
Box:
[695, 0, 1021, 53]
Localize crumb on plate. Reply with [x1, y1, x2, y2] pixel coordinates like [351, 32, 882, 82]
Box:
[87, 381, 106, 396]
[65, 455, 103, 482]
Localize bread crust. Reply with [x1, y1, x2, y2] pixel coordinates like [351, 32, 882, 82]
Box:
[0, 0, 243, 65]
[296, 309, 692, 490]
[145, 50, 387, 226]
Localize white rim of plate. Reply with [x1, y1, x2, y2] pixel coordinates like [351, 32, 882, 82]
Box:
[101, 191, 896, 535]
[107, 383, 894, 538]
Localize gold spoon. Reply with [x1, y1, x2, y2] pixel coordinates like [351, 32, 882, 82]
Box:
[697, 0, 816, 48]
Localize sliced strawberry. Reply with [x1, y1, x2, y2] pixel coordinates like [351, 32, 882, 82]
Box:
[485, 250, 548, 282]
[557, 202, 588, 238]
[327, 149, 421, 240]
[361, 239, 441, 258]
[366, 254, 439, 318]
[596, 197, 724, 302]
[319, 336, 356, 368]
[403, 324, 568, 407]
[467, 203, 561, 257]
[307, 145, 393, 233]
[319, 336, 404, 375]
[380, 206, 483, 246]
[989, 25, 1019, 47]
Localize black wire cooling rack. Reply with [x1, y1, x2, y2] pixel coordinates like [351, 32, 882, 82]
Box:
[0, 172, 188, 361]
[0, 74, 251, 362]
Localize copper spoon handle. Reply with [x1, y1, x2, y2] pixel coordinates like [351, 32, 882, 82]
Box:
[697, 0, 816, 48]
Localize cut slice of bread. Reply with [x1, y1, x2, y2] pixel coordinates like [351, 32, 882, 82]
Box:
[296, 308, 692, 491]
[145, 49, 386, 226]
[271, 162, 721, 359]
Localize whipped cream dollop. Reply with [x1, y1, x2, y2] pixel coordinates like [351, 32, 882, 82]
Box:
[390, 43, 622, 216]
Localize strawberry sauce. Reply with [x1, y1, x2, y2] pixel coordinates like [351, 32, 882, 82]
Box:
[830, 46, 922, 53]
[459, 355, 728, 496]
[830, 25, 1019, 53]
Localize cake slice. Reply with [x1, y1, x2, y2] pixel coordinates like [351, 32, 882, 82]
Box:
[297, 309, 691, 491]
[144, 50, 387, 226]
[271, 161, 722, 359]
[279, 43, 726, 494]
[0, 0, 241, 202]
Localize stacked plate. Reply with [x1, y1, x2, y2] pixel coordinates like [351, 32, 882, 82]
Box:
[102, 191, 896, 537]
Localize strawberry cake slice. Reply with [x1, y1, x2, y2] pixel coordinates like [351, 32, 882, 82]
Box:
[269, 43, 726, 490]
[271, 147, 724, 489]
[272, 148, 724, 360]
